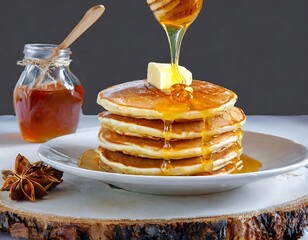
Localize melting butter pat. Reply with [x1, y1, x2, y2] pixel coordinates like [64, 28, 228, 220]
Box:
[147, 62, 192, 92]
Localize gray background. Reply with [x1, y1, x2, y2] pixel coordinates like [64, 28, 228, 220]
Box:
[1, 0, 308, 115]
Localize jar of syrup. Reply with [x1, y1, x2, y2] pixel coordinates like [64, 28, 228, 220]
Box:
[14, 44, 84, 143]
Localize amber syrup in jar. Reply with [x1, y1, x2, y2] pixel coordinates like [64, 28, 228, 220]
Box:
[14, 44, 84, 143]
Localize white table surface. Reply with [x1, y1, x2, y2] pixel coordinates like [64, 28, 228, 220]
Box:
[0, 115, 307, 239]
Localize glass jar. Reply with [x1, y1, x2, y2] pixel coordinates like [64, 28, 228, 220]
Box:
[14, 44, 84, 143]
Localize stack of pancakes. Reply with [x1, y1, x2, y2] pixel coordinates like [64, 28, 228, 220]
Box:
[96, 80, 246, 176]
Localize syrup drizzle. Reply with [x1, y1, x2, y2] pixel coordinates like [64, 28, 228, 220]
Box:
[161, 120, 173, 174]
[201, 115, 214, 171]
[78, 0, 263, 175]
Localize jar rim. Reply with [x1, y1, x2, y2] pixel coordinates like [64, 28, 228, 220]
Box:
[24, 44, 72, 59]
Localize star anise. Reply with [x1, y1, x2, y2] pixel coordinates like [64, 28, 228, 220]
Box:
[1, 154, 63, 201]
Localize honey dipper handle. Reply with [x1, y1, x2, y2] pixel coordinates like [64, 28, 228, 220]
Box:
[51, 4, 105, 58]
[32, 5, 105, 87]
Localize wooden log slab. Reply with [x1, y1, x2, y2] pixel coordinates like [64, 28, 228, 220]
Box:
[0, 197, 307, 239]
[0, 134, 307, 240]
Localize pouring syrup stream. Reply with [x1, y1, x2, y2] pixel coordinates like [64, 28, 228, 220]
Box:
[148, 0, 204, 173]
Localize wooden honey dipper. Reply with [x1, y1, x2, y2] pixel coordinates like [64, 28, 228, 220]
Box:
[147, 0, 181, 20]
[147, 0, 201, 26]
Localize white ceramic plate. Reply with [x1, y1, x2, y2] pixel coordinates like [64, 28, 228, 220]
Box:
[38, 130, 308, 195]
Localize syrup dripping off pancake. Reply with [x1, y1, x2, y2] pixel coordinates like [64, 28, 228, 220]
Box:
[92, 79, 261, 175]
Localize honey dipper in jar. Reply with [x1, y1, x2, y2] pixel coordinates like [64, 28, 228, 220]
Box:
[90, 1, 261, 176]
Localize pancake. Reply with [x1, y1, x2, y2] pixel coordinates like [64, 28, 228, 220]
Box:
[97, 80, 237, 120]
[99, 128, 242, 159]
[96, 147, 243, 176]
[98, 106, 245, 139]
[94, 79, 246, 176]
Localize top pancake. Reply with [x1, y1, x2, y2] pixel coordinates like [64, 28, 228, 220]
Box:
[97, 80, 237, 120]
